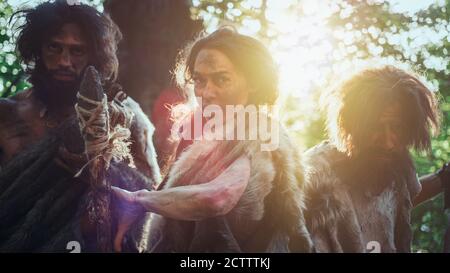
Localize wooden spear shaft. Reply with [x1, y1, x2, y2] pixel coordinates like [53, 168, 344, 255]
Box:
[76, 66, 112, 252]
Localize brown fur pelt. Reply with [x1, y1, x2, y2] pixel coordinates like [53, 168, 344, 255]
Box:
[302, 141, 421, 253]
[102, 85, 162, 185]
[0, 87, 161, 186]
[121, 97, 161, 185]
[147, 122, 313, 253]
[0, 131, 153, 252]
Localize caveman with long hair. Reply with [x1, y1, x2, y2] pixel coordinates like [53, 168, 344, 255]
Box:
[112, 27, 313, 253]
[0, 1, 160, 252]
[303, 65, 450, 252]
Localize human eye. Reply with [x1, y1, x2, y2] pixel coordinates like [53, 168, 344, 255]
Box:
[214, 75, 230, 87]
[192, 75, 206, 87]
[47, 42, 62, 53]
[71, 46, 86, 56]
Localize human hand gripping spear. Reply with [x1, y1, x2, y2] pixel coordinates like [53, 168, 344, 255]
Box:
[75, 66, 134, 252]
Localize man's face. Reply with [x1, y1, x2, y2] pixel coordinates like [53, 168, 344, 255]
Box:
[41, 23, 89, 82]
[340, 103, 411, 193]
[367, 103, 405, 161]
[192, 49, 251, 110]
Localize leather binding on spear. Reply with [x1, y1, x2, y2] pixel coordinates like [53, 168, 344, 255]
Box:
[75, 66, 134, 252]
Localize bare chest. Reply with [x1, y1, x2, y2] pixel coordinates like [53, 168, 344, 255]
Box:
[0, 98, 49, 164]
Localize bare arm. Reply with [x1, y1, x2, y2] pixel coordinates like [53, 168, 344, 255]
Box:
[114, 155, 251, 220]
[414, 162, 450, 207]
[414, 172, 442, 207]
[112, 155, 251, 252]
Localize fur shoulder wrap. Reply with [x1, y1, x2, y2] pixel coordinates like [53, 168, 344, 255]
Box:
[303, 141, 420, 253]
[148, 119, 313, 253]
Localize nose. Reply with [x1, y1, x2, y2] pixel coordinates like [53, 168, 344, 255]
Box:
[58, 49, 72, 68]
[201, 81, 217, 102]
[382, 127, 397, 151]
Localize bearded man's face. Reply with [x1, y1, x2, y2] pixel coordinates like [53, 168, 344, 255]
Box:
[365, 103, 407, 163]
[339, 103, 412, 194]
[36, 23, 90, 106]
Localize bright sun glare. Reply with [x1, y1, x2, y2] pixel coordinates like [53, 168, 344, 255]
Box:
[7, 0, 444, 130]
[195, 0, 441, 104]
[191, 0, 444, 140]
[8, 0, 442, 104]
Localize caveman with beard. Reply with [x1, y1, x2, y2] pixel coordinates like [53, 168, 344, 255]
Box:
[303, 66, 450, 252]
[0, 1, 160, 252]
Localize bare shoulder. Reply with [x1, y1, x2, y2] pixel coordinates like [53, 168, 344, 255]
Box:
[0, 88, 33, 104]
[0, 90, 27, 122]
[0, 89, 34, 123]
[6, 88, 33, 102]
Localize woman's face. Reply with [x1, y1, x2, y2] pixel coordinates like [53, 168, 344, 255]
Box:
[192, 48, 251, 110]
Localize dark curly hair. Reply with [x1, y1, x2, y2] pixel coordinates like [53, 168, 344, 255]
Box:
[175, 26, 279, 105]
[13, 0, 122, 85]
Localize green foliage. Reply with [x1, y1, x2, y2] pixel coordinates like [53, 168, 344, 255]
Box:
[191, 0, 450, 252]
[0, 0, 29, 98]
[191, 0, 270, 38]
[0, 0, 104, 98]
[308, 0, 450, 253]
[321, 0, 450, 253]
[0, 0, 448, 252]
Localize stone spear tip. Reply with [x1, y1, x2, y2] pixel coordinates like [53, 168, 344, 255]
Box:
[79, 65, 104, 102]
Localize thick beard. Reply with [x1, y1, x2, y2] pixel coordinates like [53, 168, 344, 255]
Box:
[335, 148, 414, 196]
[31, 64, 81, 109]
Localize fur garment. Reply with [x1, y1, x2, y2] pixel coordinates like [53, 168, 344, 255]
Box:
[0, 132, 153, 252]
[303, 141, 421, 253]
[147, 118, 313, 253]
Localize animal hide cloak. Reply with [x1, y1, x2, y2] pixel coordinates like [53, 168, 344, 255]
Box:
[0, 125, 153, 253]
[303, 141, 422, 253]
[147, 121, 313, 253]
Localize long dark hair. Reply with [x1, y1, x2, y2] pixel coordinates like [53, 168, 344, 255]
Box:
[326, 65, 440, 156]
[175, 26, 279, 105]
[12, 0, 122, 86]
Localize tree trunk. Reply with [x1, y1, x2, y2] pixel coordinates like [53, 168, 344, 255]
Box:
[103, 0, 203, 115]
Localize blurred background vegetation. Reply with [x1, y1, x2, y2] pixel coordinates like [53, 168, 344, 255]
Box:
[0, 0, 449, 252]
